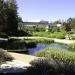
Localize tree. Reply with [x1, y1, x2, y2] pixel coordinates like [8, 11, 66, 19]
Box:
[6, 0, 18, 32]
[70, 18, 75, 29]
[0, 0, 7, 32]
[0, 0, 18, 32]
[63, 22, 71, 32]
[17, 16, 23, 30]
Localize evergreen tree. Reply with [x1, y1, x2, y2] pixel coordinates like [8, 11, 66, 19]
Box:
[6, 0, 18, 32]
[0, 0, 7, 32]
[0, 0, 18, 32]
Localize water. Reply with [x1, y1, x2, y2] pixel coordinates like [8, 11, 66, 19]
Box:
[28, 43, 68, 55]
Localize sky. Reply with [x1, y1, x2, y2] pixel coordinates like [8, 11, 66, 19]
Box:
[17, 0, 75, 22]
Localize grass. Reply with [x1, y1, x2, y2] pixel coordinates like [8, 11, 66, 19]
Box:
[35, 48, 75, 63]
[32, 31, 66, 39]
[24, 38, 54, 48]
[68, 43, 75, 51]
[32, 31, 50, 37]
[25, 38, 54, 44]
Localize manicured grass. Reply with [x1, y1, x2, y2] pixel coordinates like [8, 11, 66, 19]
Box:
[35, 48, 75, 63]
[32, 32, 50, 37]
[33, 31, 66, 39]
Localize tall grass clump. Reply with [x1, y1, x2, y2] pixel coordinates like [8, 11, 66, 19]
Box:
[26, 48, 75, 75]
[0, 49, 13, 64]
[68, 43, 75, 51]
[35, 38, 54, 44]
[35, 48, 75, 63]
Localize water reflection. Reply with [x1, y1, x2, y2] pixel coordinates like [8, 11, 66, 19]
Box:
[28, 43, 68, 55]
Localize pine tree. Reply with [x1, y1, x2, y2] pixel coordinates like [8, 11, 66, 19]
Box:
[0, 0, 7, 32]
[6, 0, 18, 32]
[0, 0, 18, 32]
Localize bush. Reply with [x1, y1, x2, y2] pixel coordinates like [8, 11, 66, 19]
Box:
[25, 58, 60, 75]
[25, 58, 75, 75]
[6, 30, 32, 37]
[35, 48, 75, 63]
[0, 49, 13, 64]
[0, 38, 27, 52]
[0, 32, 8, 38]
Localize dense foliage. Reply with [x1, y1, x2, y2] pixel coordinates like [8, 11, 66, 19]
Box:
[25, 58, 75, 75]
[0, 0, 18, 32]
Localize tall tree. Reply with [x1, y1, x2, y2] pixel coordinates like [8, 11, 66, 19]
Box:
[0, 0, 7, 32]
[63, 22, 71, 32]
[6, 0, 18, 32]
[70, 18, 75, 29]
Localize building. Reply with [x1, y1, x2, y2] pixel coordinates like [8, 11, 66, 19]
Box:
[23, 21, 49, 28]
[18, 21, 51, 31]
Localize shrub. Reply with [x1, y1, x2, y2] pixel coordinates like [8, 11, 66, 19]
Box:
[0, 38, 27, 52]
[0, 32, 8, 38]
[25, 58, 60, 75]
[25, 58, 75, 75]
[0, 49, 13, 64]
[6, 30, 32, 37]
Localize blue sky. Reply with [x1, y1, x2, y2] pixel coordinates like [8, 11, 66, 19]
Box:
[17, 0, 75, 22]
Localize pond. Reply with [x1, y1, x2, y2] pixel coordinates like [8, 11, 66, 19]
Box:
[27, 43, 69, 55]
[0, 40, 69, 55]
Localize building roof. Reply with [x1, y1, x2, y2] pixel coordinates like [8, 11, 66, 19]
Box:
[23, 22, 49, 26]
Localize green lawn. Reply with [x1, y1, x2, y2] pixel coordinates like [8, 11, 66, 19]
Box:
[32, 31, 66, 39]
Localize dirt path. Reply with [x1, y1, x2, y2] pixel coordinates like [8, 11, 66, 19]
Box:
[9, 52, 39, 63]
